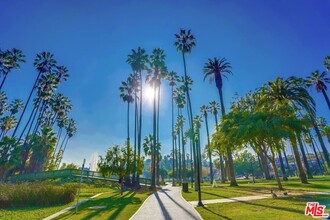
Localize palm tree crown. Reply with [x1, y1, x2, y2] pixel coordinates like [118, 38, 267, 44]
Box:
[203, 57, 232, 90]
[174, 29, 196, 54]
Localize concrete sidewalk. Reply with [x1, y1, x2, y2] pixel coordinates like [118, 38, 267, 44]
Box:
[130, 184, 201, 220]
[189, 191, 330, 206]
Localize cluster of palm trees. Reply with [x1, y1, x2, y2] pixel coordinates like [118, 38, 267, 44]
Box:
[118, 28, 330, 199]
[0, 49, 76, 180]
[212, 57, 330, 190]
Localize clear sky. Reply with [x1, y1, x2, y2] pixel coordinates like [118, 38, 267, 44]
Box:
[1, 0, 330, 166]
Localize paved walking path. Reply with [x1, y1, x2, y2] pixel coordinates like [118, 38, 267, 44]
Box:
[189, 191, 330, 206]
[130, 184, 201, 220]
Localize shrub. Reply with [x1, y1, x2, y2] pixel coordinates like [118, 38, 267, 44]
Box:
[0, 182, 78, 208]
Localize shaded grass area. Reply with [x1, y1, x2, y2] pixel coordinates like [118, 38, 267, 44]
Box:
[196, 194, 330, 220]
[0, 186, 110, 220]
[183, 176, 330, 201]
[53, 189, 152, 220]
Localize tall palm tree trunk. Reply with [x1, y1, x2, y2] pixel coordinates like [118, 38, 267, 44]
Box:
[269, 147, 284, 190]
[137, 71, 143, 187]
[217, 88, 237, 186]
[214, 114, 225, 183]
[204, 114, 213, 184]
[258, 151, 271, 180]
[277, 149, 288, 181]
[12, 71, 42, 137]
[309, 133, 324, 174]
[171, 85, 175, 186]
[321, 89, 330, 110]
[189, 136, 194, 187]
[311, 117, 330, 169]
[180, 109, 187, 183]
[174, 136, 179, 183]
[132, 95, 138, 185]
[297, 134, 313, 179]
[151, 85, 157, 190]
[156, 85, 160, 185]
[282, 150, 291, 174]
[0, 72, 8, 91]
[290, 135, 308, 184]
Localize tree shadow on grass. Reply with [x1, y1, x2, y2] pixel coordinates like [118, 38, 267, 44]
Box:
[199, 206, 232, 220]
[54, 191, 140, 220]
[81, 191, 137, 220]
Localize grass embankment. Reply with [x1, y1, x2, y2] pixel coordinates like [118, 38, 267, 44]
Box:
[182, 176, 330, 219]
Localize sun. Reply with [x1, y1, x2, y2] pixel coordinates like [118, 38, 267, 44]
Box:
[144, 86, 155, 103]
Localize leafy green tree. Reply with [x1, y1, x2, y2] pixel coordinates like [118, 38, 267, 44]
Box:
[234, 150, 262, 179]
[99, 144, 134, 195]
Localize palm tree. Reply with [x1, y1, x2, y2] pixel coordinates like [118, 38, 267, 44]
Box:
[165, 71, 179, 186]
[127, 47, 149, 186]
[204, 58, 232, 114]
[119, 76, 134, 183]
[0, 116, 17, 138]
[200, 105, 213, 184]
[130, 72, 140, 184]
[0, 48, 25, 90]
[12, 52, 57, 137]
[175, 28, 199, 195]
[204, 58, 237, 186]
[0, 91, 8, 116]
[146, 48, 167, 189]
[209, 101, 226, 183]
[324, 55, 330, 71]
[8, 99, 24, 117]
[306, 70, 330, 109]
[258, 77, 317, 183]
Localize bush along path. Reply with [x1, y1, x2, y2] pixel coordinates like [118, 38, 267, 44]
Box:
[130, 183, 201, 220]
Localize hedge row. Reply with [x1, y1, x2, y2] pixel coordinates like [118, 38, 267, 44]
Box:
[0, 182, 78, 208]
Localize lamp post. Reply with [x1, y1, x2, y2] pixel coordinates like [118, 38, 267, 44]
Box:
[196, 133, 203, 207]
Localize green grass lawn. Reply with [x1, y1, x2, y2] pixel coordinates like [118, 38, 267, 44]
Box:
[196, 194, 330, 220]
[183, 176, 330, 201]
[52, 188, 151, 220]
[0, 186, 116, 220]
[182, 176, 330, 220]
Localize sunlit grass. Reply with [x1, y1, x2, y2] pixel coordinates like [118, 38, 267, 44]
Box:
[183, 176, 330, 201]
[196, 194, 330, 220]
[52, 188, 152, 220]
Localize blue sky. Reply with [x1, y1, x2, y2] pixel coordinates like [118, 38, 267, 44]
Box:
[1, 0, 330, 166]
